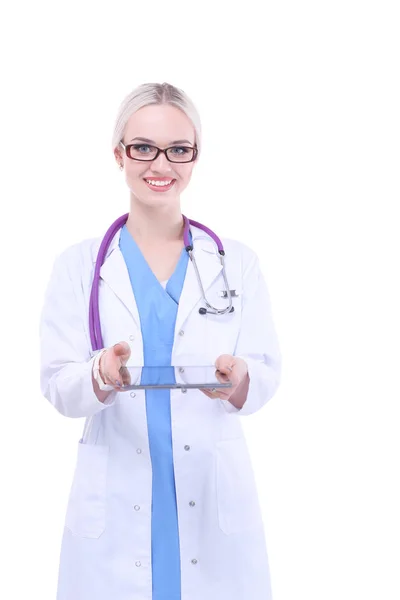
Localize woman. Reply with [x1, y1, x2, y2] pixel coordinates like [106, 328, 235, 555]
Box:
[40, 82, 282, 600]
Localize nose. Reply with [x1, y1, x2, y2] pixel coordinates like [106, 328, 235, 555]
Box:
[149, 151, 173, 173]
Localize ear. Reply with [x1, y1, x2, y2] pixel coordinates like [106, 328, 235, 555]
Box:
[114, 146, 123, 166]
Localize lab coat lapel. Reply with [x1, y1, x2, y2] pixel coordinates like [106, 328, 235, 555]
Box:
[93, 224, 222, 335]
[96, 232, 141, 330]
[175, 229, 222, 334]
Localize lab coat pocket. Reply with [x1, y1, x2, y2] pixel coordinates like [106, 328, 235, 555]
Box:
[205, 300, 241, 357]
[216, 438, 262, 535]
[65, 441, 109, 539]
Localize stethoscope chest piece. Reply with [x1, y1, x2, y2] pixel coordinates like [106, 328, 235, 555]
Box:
[198, 306, 234, 315]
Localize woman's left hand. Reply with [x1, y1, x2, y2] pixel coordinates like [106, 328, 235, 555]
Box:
[201, 355, 249, 401]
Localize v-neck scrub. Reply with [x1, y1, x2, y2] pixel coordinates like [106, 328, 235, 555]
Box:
[119, 225, 190, 599]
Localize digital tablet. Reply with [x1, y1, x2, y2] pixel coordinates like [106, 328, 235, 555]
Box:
[117, 365, 233, 391]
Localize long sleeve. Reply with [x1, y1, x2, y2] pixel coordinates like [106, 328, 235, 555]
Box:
[220, 248, 282, 416]
[39, 249, 116, 418]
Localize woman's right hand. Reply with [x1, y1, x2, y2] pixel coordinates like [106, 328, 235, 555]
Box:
[99, 341, 132, 389]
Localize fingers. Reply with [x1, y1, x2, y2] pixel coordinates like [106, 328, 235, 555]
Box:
[215, 355, 248, 388]
[119, 365, 131, 387]
[215, 370, 230, 384]
[99, 352, 123, 389]
[215, 361, 239, 386]
[200, 388, 218, 399]
[100, 341, 131, 388]
[200, 387, 231, 400]
[113, 341, 131, 363]
[215, 354, 234, 374]
[105, 341, 132, 388]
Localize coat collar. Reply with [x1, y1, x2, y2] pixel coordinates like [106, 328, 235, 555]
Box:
[92, 224, 223, 332]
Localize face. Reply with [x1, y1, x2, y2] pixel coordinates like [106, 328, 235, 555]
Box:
[115, 104, 197, 208]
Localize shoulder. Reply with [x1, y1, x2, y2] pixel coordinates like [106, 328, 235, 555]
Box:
[220, 236, 259, 272]
[51, 237, 102, 277]
[193, 224, 258, 266]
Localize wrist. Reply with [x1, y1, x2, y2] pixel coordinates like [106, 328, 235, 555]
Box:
[98, 351, 107, 384]
[92, 349, 113, 391]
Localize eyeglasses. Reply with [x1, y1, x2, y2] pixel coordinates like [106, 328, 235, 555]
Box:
[120, 141, 198, 163]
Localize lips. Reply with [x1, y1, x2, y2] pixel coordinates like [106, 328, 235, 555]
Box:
[143, 178, 176, 192]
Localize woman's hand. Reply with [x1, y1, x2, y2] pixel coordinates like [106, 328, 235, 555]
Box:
[201, 355, 249, 406]
[99, 341, 132, 390]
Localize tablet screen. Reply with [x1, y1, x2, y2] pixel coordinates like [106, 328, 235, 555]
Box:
[118, 365, 232, 390]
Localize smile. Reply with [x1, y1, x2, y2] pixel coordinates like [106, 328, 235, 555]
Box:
[144, 178, 175, 191]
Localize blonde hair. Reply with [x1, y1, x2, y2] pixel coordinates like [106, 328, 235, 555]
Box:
[112, 82, 202, 155]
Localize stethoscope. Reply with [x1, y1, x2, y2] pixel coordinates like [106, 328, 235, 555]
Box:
[89, 213, 234, 351]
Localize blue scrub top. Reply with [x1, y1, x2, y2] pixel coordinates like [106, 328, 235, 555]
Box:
[119, 225, 190, 600]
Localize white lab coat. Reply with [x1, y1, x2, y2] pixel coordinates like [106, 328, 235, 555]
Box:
[40, 225, 282, 600]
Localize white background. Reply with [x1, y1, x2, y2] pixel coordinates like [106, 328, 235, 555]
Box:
[0, 1, 399, 598]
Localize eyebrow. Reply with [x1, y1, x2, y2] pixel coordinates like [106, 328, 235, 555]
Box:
[129, 136, 193, 145]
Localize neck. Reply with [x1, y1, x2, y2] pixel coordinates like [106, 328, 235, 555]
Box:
[126, 196, 184, 243]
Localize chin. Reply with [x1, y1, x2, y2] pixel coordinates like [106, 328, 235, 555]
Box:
[133, 191, 179, 207]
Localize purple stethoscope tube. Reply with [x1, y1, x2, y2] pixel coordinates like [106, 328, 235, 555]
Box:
[89, 213, 234, 351]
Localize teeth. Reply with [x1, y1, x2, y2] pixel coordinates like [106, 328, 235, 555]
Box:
[145, 179, 173, 187]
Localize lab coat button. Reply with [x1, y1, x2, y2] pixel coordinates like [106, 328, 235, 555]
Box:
[136, 449, 142, 454]
[181, 388, 187, 394]
[135, 561, 141, 567]
[129, 335, 135, 341]
[130, 392, 136, 398]
[134, 505, 140, 511]
[189, 501, 195, 507]
[179, 367, 184, 373]
[191, 559, 198, 565]
[184, 445, 190, 451]
[179, 330, 185, 336]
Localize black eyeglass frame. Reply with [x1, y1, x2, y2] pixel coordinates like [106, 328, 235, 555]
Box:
[119, 141, 198, 163]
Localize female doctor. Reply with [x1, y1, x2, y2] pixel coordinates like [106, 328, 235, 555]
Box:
[40, 82, 282, 600]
